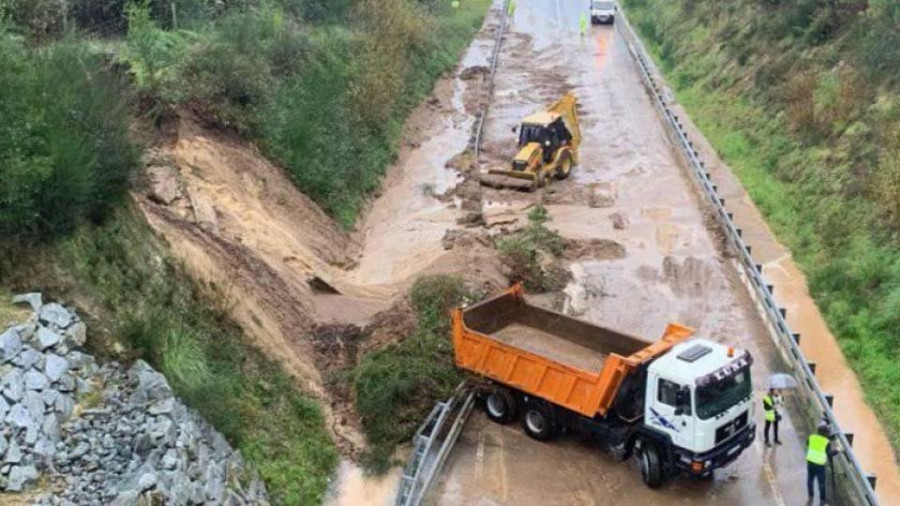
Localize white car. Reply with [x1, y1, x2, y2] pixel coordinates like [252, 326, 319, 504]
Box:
[590, 0, 617, 24]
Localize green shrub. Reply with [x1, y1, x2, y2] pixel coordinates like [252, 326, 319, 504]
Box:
[497, 206, 567, 292]
[0, 30, 138, 240]
[354, 275, 467, 472]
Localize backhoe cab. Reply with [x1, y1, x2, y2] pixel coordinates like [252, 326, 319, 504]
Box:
[481, 93, 581, 191]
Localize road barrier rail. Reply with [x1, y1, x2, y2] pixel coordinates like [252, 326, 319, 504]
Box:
[472, 0, 510, 163]
[615, 8, 879, 506]
[395, 384, 476, 506]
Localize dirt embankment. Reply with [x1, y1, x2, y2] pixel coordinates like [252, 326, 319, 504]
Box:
[131, 5, 510, 458]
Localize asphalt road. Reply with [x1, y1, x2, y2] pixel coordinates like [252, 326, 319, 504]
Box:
[429, 1, 816, 504]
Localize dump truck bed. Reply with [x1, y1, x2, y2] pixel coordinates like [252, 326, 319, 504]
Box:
[452, 284, 693, 418]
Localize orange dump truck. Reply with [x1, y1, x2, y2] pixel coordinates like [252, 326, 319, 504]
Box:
[452, 284, 757, 488]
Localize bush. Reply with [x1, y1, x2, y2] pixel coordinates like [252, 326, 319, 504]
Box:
[0, 31, 138, 240]
[497, 206, 567, 292]
[354, 275, 467, 472]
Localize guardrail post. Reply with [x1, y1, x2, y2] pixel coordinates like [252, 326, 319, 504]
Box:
[825, 394, 834, 407]
[766, 284, 774, 294]
[792, 333, 801, 344]
[808, 361, 817, 375]
[867, 474, 877, 490]
[845, 433, 854, 447]
[779, 308, 787, 318]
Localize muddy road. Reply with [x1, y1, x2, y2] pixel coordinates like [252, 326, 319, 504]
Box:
[429, 1, 819, 504]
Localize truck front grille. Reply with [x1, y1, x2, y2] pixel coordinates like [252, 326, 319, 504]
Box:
[715, 411, 748, 445]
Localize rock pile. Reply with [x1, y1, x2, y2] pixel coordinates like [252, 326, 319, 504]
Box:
[1, 294, 269, 505]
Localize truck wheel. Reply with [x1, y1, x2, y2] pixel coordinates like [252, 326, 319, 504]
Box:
[484, 388, 518, 425]
[640, 444, 664, 489]
[521, 401, 556, 441]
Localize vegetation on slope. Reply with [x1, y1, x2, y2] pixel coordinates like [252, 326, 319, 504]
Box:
[621, 0, 900, 449]
[0, 30, 138, 241]
[353, 275, 470, 472]
[118, 0, 489, 226]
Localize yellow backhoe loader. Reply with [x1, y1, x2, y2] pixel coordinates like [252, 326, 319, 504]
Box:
[480, 93, 581, 191]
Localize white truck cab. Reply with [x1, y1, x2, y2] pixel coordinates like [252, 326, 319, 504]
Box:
[640, 339, 755, 480]
[590, 0, 617, 24]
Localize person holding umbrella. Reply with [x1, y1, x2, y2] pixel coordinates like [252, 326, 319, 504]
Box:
[762, 387, 782, 446]
[764, 373, 795, 447]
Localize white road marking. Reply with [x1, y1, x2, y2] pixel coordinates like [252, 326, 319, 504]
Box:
[754, 441, 788, 506]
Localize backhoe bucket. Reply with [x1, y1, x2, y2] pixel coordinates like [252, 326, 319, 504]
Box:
[479, 169, 538, 191]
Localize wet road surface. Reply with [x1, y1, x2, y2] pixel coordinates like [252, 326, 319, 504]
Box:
[430, 0, 820, 504]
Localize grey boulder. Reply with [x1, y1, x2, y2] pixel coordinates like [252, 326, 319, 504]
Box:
[38, 303, 73, 329]
[0, 328, 22, 362]
[35, 327, 61, 351]
[11, 292, 42, 312]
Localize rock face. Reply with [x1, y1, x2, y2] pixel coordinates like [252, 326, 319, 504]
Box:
[0, 295, 270, 505]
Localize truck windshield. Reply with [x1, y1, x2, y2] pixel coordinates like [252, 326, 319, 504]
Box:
[592, 1, 615, 9]
[696, 367, 751, 420]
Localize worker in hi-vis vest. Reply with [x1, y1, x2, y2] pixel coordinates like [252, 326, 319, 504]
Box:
[807, 422, 840, 504]
[762, 388, 782, 446]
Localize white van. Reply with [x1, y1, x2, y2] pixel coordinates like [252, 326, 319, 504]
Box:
[590, 0, 617, 24]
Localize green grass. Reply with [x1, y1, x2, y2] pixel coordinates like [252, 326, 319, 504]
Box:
[352, 275, 469, 472]
[623, 0, 900, 453]
[0, 206, 337, 504]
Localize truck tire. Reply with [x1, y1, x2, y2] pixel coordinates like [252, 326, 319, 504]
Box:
[640, 444, 664, 489]
[521, 401, 556, 441]
[484, 388, 518, 425]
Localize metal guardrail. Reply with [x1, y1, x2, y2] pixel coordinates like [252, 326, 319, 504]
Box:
[395, 384, 476, 506]
[614, 9, 880, 506]
[473, 0, 511, 163]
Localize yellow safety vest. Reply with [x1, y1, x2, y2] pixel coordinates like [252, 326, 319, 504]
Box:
[807, 434, 829, 465]
[763, 395, 775, 422]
